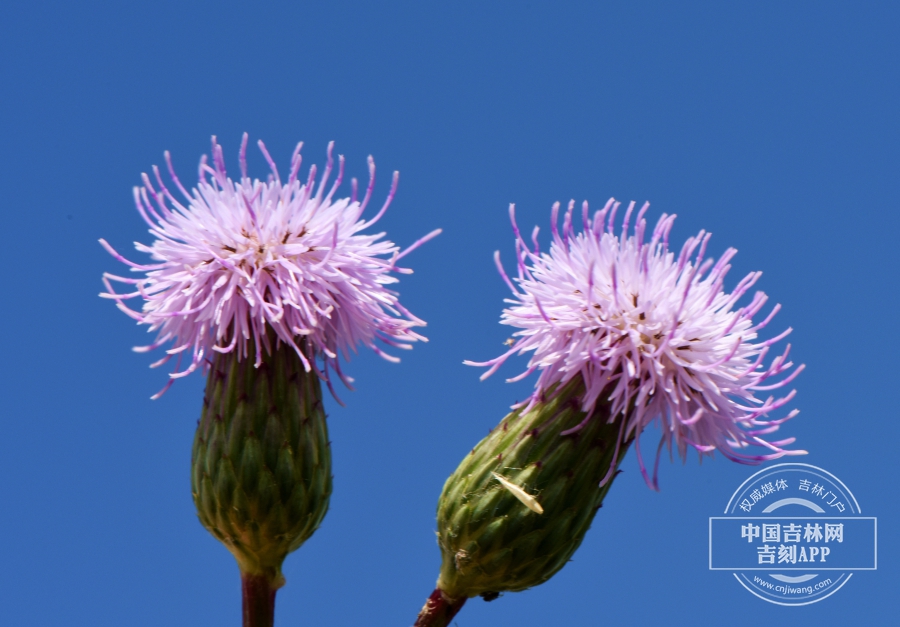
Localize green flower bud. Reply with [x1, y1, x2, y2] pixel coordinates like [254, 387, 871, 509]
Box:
[434, 379, 630, 601]
[191, 339, 332, 587]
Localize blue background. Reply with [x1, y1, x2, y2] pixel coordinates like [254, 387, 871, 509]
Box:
[1, 2, 897, 625]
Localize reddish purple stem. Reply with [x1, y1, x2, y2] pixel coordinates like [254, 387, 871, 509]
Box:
[242, 573, 277, 627]
[414, 588, 467, 627]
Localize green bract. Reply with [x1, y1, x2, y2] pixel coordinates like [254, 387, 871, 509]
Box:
[191, 340, 332, 587]
[435, 379, 629, 600]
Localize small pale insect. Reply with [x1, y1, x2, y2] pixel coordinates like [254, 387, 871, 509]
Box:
[491, 472, 544, 514]
[503, 338, 515, 346]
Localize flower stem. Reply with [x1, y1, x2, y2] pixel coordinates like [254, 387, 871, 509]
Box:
[414, 588, 467, 627]
[241, 572, 278, 627]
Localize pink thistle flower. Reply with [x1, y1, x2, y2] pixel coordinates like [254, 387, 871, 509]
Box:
[101, 134, 440, 399]
[466, 198, 805, 489]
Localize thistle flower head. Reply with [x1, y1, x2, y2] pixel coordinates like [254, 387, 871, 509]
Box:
[467, 199, 805, 488]
[101, 134, 439, 398]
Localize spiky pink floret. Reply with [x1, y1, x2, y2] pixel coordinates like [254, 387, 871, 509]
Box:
[466, 199, 804, 489]
[101, 134, 439, 399]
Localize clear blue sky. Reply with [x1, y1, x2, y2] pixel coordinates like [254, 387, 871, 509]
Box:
[1, 2, 896, 625]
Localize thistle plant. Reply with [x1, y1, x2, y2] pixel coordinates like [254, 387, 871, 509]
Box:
[415, 199, 804, 626]
[101, 134, 438, 626]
